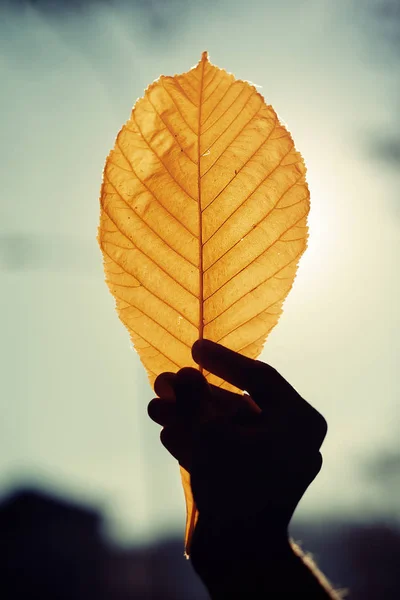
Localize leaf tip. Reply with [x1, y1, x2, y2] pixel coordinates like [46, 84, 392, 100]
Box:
[201, 50, 209, 63]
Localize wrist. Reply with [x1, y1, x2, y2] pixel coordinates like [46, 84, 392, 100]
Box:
[191, 510, 291, 579]
[191, 515, 298, 599]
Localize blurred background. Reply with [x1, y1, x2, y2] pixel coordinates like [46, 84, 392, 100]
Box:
[1, 0, 399, 597]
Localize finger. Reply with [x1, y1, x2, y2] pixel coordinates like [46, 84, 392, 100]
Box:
[150, 383, 256, 427]
[277, 400, 328, 451]
[154, 372, 176, 400]
[155, 367, 257, 415]
[147, 397, 177, 426]
[192, 339, 261, 391]
[316, 413, 328, 448]
[287, 451, 323, 497]
[192, 339, 281, 408]
[208, 385, 260, 417]
[175, 367, 213, 422]
[312, 451, 323, 479]
[303, 410, 327, 450]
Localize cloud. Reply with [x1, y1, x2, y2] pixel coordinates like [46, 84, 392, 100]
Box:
[354, 1, 400, 172]
[367, 136, 400, 166]
[365, 449, 400, 487]
[1, 0, 215, 33]
[360, 444, 400, 517]
[1, 0, 110, 13]
[371, 0, 400, 49]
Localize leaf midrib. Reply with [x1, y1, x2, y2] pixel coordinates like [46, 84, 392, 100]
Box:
[197, 56, 206, 348]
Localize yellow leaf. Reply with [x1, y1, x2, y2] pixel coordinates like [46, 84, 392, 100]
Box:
[98, 52, 310, 554]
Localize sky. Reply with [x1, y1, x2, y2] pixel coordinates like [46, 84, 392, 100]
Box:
[1, 0, 399, 545]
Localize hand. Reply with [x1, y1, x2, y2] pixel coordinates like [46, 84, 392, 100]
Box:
[148, 339, 327, 565]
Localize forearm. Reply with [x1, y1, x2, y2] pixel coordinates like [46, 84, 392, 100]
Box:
[289, 541, 344, 599]
[191, 516, 342, 599]
[195, 544, 340, 599]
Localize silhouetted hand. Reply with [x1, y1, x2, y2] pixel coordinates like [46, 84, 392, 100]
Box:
[148, 339, 330, 598]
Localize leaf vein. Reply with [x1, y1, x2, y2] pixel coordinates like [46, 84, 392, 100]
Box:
[203, 75, 224, 104]
[203, 95, 260, 156]
[114, 139, 196, 237]
[275, 195, 308, 210]
[102, 245, 197, 327]
[204, 170, 305, 269]
[204, 213, 307, 302]
[101, 205, 197, 299]
[201, 114, 281, 214]
[104, 174, 197, 268]
[202, 83, 244, 131]
[161, 80, 198, 135]
[112, 291, 193, 349]
[174, 79, 197, 106]
[215, 289, 290, 343]
[184, 77, 198, 94]
[131, 114, 197, 203]
[236, 332, 270, 355]
[203, 69, 218, 94]
[147, 94, 196, 163]
[205, 249, 304, 326]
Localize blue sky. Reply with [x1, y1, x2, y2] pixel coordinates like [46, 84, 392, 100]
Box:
[1, 0, 399, 544]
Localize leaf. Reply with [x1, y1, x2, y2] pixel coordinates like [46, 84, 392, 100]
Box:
[98, 52, 310, 553]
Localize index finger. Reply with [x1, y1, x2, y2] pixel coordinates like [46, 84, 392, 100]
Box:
[192, 339, 282, 407]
